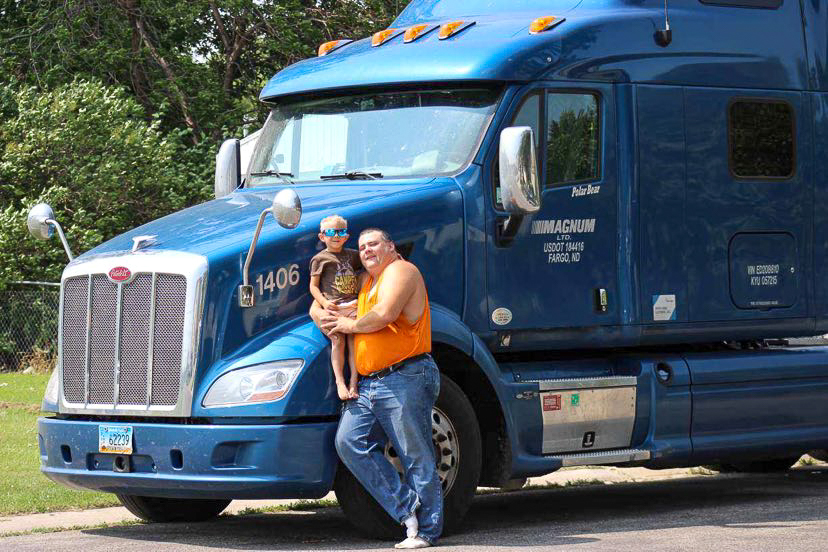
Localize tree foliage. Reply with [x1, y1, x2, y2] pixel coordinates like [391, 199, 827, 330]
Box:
[0, 1, 403, 285]
[0, 80, 205, 284]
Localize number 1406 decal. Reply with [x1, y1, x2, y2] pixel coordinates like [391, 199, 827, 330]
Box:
[256, 264, 300, 295]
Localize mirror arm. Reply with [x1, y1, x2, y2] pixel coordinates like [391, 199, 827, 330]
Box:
[238, 207, 272, 307]
[496, 214, 524, 247]
[46, 218, 74, 261]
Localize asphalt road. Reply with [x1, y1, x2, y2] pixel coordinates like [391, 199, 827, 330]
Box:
[5, 467, 828, 551]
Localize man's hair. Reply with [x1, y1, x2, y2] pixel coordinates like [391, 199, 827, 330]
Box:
[320, 214, 347, 230]
[359, 227, 393, 243]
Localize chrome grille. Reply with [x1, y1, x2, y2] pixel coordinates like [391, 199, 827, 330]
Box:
[88, 275, 117, 404]
[61, 277, 88, 403]
[151, 275, 186, 406]
[61, 270, 189, 410]
[118, 274, 152, 405]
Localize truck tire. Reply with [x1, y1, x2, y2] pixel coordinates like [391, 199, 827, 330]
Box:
[334, 373, 482, 540]
[116, 495, 231, 522]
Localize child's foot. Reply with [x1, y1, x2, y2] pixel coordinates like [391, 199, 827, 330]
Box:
[336, 382, 351, 400]
[348, 383, 359, 399]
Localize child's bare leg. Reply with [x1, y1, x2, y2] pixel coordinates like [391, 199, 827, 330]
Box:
[347, 334, 358, 398]
[331, 333, 350, 400]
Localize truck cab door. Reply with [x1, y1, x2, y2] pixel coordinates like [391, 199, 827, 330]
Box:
[484, 83, 618, 339]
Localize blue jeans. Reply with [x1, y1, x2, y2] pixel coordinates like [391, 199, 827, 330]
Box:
[335, 355, 443, 544]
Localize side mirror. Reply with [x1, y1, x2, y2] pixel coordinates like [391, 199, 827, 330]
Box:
[215, 138, 241, 199]
[272, 188, 302, 229]
[499, 126, 541, 214]
[27, 203, 55, 240]
[26, 203, 74, 260]
[238, 189, 303, 307]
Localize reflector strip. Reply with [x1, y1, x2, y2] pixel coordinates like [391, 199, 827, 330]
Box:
[404, 23, 437, 43]
[372, 28, 403, 47]
[529, 16, 565, 34]
[438, 20, 475, 40]
[317, 39, 353, 56]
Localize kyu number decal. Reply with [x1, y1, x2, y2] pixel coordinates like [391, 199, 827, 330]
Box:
[256, 264, 300, 296]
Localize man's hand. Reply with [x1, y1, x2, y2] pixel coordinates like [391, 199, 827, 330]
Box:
[320, 312, 357, 335]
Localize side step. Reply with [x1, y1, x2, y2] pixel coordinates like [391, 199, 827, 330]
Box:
[551, 448, 651, 467]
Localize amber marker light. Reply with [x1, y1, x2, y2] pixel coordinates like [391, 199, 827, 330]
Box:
[317, 39, 352, 56]
[372, 28, 402, 47]
[404, 23, 435, 43]
[529, 16, 565, 34]
[438, 20, 475, 40]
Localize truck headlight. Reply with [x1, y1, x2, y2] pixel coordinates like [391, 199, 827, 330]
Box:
[42, 369, 59, 413]
[202, 360, 303, 407]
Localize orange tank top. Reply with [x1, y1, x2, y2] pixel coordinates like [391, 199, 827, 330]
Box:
[354, 266, 431, 376]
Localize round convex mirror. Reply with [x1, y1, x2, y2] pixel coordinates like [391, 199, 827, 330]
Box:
[271, 188, 302, 229]
[27, 203, 55, 240]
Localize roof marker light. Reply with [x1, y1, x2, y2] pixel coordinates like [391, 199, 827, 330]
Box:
[372, 28, 403, 47]
[404, 23, 437, 43]
[438, 20, 475, 40]
[529, 16, 565, 35]
[317, 39, 352, 57]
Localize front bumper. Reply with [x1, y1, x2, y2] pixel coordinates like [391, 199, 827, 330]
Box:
[38, 417, 338, 499]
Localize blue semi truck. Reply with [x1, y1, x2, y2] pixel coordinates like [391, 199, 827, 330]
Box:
[28, 0, 828, 537]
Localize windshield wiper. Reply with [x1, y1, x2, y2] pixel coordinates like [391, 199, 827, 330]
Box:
[249, 170, 295, 185]
[320, 170, 383, 181]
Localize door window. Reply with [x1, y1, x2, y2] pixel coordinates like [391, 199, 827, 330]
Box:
[546, 93, 600, 187]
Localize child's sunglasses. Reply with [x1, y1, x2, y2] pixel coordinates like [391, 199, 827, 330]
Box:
[322, 228, 348, 237]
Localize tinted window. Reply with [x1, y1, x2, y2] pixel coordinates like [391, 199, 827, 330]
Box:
[729, 100, 794, 179]
[546, 93, 600, 186]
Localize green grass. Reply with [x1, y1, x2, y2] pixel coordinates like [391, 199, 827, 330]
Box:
[0, 372, 120, 516]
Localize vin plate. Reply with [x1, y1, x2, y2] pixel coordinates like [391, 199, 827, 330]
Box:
[98, 425, 133, 454]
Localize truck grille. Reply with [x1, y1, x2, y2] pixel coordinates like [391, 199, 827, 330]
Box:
[61, 272, 187, 408]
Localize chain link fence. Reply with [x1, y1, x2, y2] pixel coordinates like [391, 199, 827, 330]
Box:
[0, 281, 59, 372]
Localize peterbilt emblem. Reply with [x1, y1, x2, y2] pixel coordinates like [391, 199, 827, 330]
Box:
[108, 266, 132, 282]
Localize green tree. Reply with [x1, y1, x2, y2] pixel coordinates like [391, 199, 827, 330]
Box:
[0, 80, 205, 284]
[0, 0, 401, 142]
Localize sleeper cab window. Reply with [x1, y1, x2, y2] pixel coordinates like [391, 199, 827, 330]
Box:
[546, 92, 600, 187]
[729, 100, 794, 179]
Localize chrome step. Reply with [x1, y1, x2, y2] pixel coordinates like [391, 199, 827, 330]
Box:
[551, 448, 651, 467]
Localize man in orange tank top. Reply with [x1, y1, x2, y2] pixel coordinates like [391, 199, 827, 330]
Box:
[321, 229, 442, 549]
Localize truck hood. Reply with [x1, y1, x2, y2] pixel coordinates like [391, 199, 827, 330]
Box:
[82, 178, 442, 259]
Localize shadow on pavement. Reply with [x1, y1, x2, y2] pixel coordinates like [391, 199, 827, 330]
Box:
[82, 467, 828, 549]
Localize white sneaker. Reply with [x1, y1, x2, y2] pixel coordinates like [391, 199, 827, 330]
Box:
[403, 513, 419, 539]
[394, 537, 431, 549]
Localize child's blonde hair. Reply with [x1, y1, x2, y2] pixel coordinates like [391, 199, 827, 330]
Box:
[320, 214, 347, 229]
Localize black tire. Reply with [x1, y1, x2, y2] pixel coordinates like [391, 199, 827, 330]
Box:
[721, 455, 801, 473]
[335, 373, 482, 540]
[116, 494, 231, 522]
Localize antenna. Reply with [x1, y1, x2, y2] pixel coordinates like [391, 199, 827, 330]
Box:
[655, 0, 672, 47]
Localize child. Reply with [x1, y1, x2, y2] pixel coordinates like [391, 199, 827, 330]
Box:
[309, 215, 361, 400]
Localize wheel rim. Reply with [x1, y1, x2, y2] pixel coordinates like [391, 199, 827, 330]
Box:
[383, 405, 460, 495]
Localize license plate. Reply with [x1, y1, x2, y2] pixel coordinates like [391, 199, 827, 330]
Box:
[98, 425, 133, 454]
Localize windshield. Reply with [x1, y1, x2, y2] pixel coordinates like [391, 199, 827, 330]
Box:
[247, 87, 501, 185]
